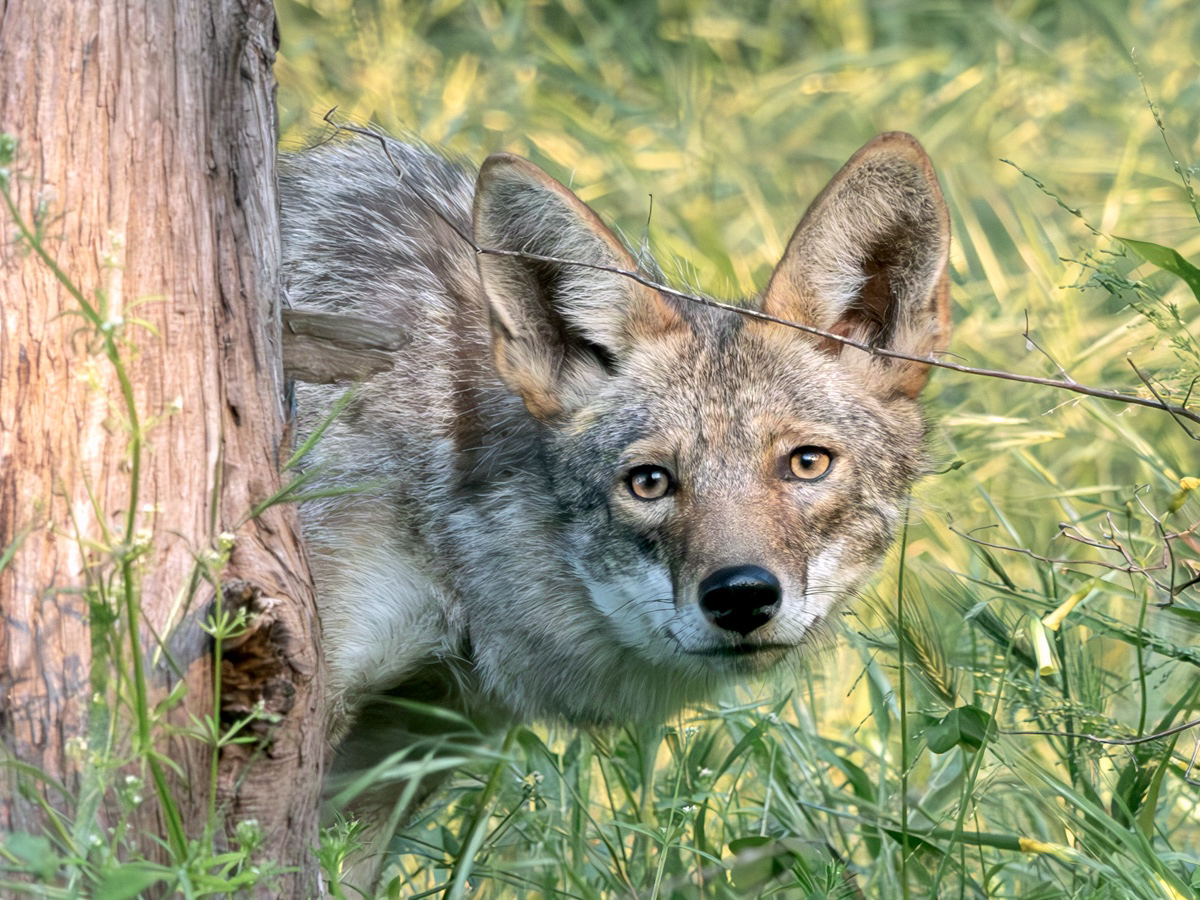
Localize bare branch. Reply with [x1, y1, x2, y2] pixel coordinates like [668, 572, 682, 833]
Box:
[1003, 715, 1200, 783]
[281, 307, 410, 384]
[1003, 715, 1200, 746]
[1129, 357, 1199, 440]
[319, 113, 1200, 431]
[954, 524, 1171, 579]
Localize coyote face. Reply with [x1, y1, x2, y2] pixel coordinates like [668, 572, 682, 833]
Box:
[543, 311, 929, 681]
[281, 129, 950, 740]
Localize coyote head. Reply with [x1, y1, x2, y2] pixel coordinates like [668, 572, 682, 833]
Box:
[471, 134, 951, 717]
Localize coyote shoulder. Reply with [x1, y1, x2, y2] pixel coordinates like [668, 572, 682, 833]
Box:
[280, 130, 950, 868]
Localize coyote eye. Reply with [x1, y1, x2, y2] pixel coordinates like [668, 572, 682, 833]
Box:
[627, 465, 674, 501]
[788, 446, 833, 481]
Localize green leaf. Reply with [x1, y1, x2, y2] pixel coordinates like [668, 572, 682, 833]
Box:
[93, 863, 175, 900]
[877, 827, 946, 856]
[2, 832, 60, 881]
[1117, 236, 1200, 304]
[728, 835, 773, 854]
[728, 836, 821, 892]
[926, 705, 996, 753]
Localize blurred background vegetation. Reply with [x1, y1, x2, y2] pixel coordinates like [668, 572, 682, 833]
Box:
[275, 1, 1200, 897]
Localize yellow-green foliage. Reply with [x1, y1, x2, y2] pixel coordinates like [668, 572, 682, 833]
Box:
[277, 2, 1200, 897]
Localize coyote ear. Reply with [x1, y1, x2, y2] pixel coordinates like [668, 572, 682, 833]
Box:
[474, 154, 681, 420]
[761, 132, 951, 399]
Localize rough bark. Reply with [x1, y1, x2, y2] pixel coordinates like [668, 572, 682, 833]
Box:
[0, 1, 325, 895]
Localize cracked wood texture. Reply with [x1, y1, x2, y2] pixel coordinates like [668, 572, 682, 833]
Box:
[0, 1, 326, 893]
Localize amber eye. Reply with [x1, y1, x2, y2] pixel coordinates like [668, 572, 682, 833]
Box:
[627, 465, 674, 501]
[788, 446, 833, 481]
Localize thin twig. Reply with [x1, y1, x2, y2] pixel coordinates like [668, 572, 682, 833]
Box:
[1023, 310, 1076, 384]
[954, 516, 1200, 601]
[954, 524, 1171, 579]
[1003, 715, 1200, 783]
[1133, 491, 1181, 606]
[1129, 358, 1199, 440]
[321, 113, 1200, 431]
[1003, 715, 1200, 746]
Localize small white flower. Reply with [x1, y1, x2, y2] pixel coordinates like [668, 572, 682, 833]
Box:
[65, 735, 88, 760]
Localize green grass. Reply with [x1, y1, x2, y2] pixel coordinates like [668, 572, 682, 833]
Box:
[276, 1, 1200, 897]
[5, 1, 1196, 897]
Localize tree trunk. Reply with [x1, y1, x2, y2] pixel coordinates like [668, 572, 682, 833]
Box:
[0, 1, 325, 895]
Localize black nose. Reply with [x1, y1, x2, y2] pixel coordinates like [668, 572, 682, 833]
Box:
[698, 565, 782, 636]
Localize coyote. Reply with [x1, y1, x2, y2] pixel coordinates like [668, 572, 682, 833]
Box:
[280, 131, 950, 877]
